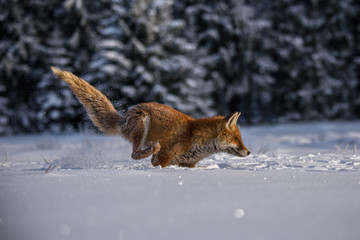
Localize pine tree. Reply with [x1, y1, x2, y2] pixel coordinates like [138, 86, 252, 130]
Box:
[0, 0, 88, 133]
[86, 0, 216, 118]
[0, 83, 9, 135]
[262, 0, 359, 121]
[177, 0, 277, 123]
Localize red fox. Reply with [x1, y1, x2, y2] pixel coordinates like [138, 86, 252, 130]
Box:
[51, 67, 250, 168]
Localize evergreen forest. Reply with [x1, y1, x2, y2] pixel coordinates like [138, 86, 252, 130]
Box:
[1, 0, 359, 134]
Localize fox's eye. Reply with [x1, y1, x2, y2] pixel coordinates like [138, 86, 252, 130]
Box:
[234, 137, 239, 142]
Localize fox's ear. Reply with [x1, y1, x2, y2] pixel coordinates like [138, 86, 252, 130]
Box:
[225, 112, 241, 129]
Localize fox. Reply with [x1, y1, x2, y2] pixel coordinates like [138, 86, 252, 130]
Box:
[51, 67, 250, 168]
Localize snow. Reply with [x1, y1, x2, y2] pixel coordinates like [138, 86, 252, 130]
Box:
[1, 121, 360, 240]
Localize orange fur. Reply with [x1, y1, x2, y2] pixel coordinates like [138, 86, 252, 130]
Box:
[51, 67, 250, 168]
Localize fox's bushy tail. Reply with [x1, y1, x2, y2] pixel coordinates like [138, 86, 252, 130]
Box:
[51, 67, 124, 135]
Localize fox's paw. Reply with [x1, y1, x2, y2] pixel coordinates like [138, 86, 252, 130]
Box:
[152, 142, 161, 155]
[151, 152, 170, 168]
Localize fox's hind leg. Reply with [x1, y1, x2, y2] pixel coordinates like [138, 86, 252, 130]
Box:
[125, 111, 160, 160]
[132, 141, 160, 160]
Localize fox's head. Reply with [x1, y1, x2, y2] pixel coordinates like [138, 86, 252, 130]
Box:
[218, 112, 250, 157]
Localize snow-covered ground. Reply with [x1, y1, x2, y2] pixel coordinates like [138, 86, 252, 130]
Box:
[1, 121, 360, 240]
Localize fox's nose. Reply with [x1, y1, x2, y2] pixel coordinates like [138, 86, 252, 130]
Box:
[247, 150, 251, 155]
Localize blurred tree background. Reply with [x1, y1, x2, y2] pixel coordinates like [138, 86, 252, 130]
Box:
[0, 0, 359, 134]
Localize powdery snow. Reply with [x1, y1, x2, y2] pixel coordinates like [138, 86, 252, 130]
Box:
[0, 121, 360, 240]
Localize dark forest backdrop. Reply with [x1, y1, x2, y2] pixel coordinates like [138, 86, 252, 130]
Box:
[0, 0, 359, 134]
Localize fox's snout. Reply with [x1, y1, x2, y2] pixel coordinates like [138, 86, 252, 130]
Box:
[226, 147, 250, 157]
[243, 149, 251, 156]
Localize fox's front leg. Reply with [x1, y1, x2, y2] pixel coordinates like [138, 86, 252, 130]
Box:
[151, 153, 168, 168]
[151, 151, 176, 168]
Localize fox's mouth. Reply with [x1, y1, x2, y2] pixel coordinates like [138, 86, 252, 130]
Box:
[225, 148, 251, 157]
